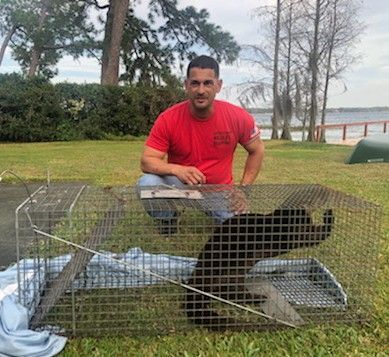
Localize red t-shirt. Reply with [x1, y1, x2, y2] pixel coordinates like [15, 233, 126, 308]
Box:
[145, 100, 260, 184]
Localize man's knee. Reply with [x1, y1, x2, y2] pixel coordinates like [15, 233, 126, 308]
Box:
[137, 174, 184, 188]
[137, 174, 165, 187]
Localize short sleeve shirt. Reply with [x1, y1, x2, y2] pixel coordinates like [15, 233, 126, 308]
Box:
[145, 100, 260, 184]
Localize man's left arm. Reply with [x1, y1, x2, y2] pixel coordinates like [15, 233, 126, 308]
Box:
[228, 138, 264, 214]
[240, 138, 265, 185]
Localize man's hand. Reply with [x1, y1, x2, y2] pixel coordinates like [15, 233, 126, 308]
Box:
[172, 166, 206, 185]
[228, 187, 249, 215]
[141, 146, 206, 185]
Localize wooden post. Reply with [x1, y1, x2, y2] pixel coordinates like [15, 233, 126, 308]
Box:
[364, 124, 368, 137]
[342, 125, 347, 140]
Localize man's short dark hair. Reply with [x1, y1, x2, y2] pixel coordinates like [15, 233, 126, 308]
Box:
[186, 55, 220, 78]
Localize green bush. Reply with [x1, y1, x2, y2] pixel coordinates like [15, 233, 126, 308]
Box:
[55, 82, 185, 139]
[0, 73, 64, 141]
[0, 73, 185, 142]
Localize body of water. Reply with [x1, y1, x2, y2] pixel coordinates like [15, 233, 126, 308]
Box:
[254, 110, 389, 143]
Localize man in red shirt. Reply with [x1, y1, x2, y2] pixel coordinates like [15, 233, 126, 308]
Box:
[138, 55, 264, 231]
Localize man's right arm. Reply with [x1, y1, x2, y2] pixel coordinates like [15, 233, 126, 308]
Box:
[140, 146, 206, 185]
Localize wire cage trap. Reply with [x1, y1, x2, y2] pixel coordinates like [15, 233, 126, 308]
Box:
[15, 183, 381, 336]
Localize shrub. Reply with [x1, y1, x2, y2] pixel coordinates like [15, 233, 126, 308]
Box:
[0, 73, 185, 142]
[56, 82, 184, 138]
[0, 73, 64, 141]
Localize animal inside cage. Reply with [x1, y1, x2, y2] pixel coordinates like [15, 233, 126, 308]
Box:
[15, 183, 381, 336]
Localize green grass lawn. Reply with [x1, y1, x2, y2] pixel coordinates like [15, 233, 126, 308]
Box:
[1, 139, 388, 356]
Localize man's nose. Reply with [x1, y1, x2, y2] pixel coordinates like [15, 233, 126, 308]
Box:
[197, 83, 206, 93]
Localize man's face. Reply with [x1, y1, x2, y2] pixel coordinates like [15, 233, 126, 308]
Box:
[184, 67, 222, 117]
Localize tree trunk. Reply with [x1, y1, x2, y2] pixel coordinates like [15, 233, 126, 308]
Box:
[27, 0, 50, 78]
[280, 94, 292, 140]
[101, 0, 129, 85]
[320, 45, 332, 143]
[28, 49, 42, 77]
[0, 25, 17, 67]
[281, 1, 294, 141]
[302, 91, 309, 141]
[307, 0, 321, 142]
[272, 0, 281, 139]
[320, 0, 338, 143]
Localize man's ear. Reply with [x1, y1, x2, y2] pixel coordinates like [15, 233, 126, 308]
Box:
[184, 79, 189, 92]
[216, 79, 223, 93]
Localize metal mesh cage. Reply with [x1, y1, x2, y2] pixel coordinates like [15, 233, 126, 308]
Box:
[15, 184, 381, 336]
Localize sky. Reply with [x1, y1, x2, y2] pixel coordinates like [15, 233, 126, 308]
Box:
[1, 0, 388, 109]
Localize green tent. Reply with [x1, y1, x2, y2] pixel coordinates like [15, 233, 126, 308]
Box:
[345, 134, 389, 164]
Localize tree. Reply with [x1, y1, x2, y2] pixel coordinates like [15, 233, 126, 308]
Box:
[292, 0, 363, 141]
[240, 0, 299, 138]
[272, 0, 281, 139]
[243, 0, 363, 141]
[0, 25, 16, 66]
[0, 0, 29, 66]
[91, 0, 240, 85]
[3, 0, 239, 85]
[120, 10, 176, 86]
[319, 0, 363, 142]
[307, 0, 322, 142]
[100, 0, 130, 85]
[279, 0, 295, 140]
[0, 0, 95, 78]
[27, 0, 50, 77]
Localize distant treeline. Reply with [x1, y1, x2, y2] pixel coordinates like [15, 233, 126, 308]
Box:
[248, 106, 389, 114]
[0, 73, 184, 142]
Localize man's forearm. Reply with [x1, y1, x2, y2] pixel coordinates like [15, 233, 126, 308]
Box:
[141, 158, 206, 184]
[141, 157, 178, 176]
[240, 155, 262, 184]
[240, 141, 265, 185]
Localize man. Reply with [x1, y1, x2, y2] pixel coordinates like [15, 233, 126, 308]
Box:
[138, 55, 264, 231]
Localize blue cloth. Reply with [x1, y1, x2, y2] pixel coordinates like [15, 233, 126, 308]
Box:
[16, 248, 198, 293]
[0, 269, 67, 357]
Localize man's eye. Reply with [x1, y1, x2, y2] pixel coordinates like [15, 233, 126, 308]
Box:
[190, 80, 214, 87]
